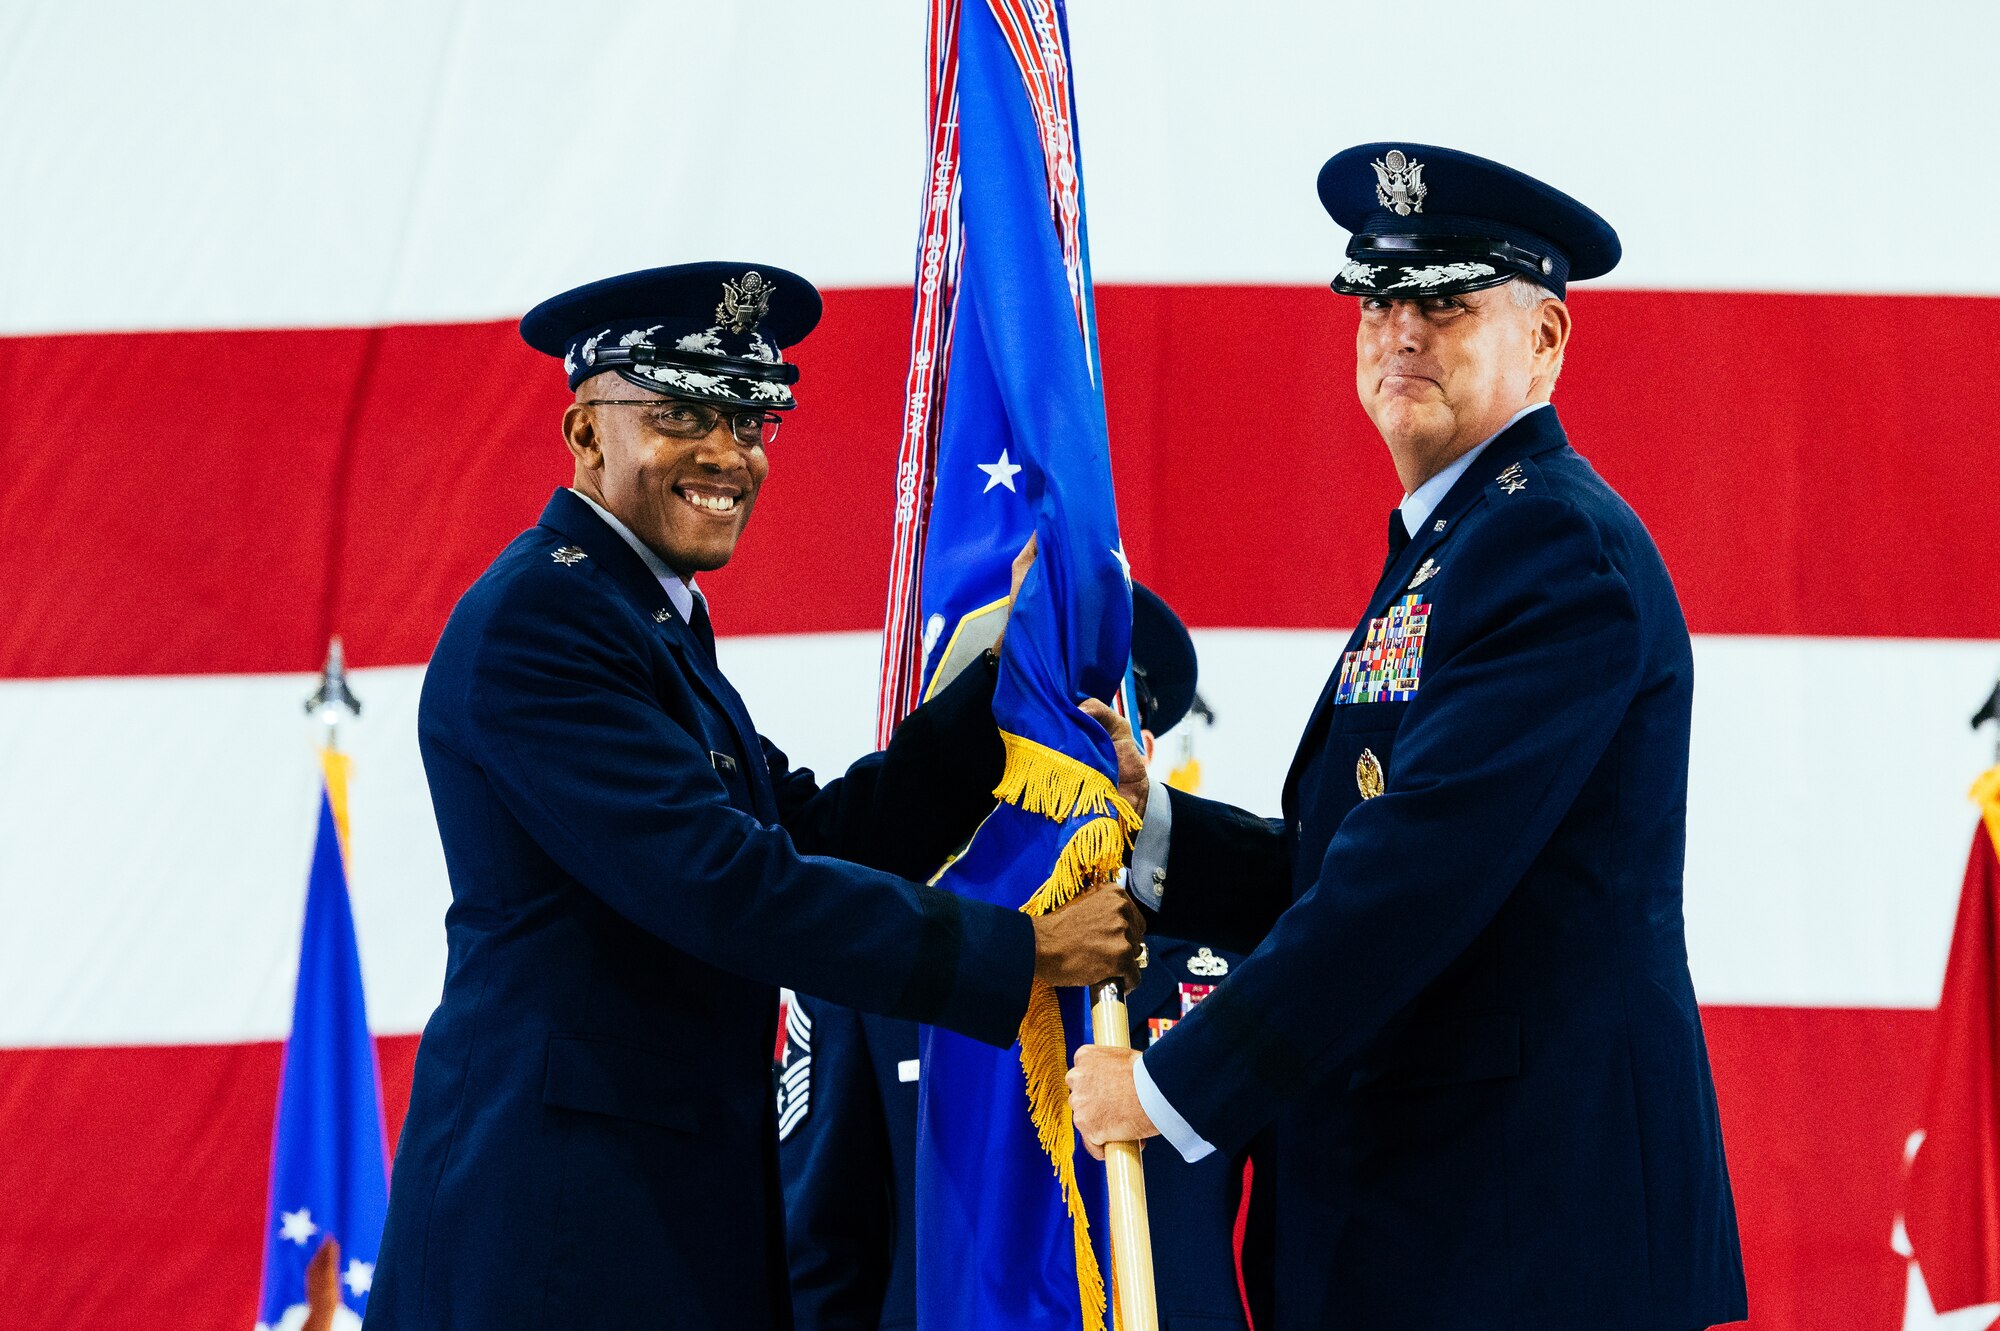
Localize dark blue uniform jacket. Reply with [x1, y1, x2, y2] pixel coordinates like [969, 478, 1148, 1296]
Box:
[1144, 409, 1747, 1331]
[781, 937, 1250, 1331]
[367, 489, 1035, 1331]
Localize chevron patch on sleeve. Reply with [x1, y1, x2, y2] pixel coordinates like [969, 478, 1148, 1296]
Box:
[775, 998, 813, 1141]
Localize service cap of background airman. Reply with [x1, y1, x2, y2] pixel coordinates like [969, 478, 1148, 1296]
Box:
[1319, 143, 1620, 300]
[1131, 582, 1197, 737]
[520, 261, 824, 410]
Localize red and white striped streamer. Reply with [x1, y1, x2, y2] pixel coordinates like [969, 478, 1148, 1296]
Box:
[875, 0, 969, 745]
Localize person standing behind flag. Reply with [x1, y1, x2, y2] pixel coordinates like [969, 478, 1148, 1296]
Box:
[1066, 146, 1747, 1331]
[780, 586, 1252, 1331]
[366, 263, 1144, 1331]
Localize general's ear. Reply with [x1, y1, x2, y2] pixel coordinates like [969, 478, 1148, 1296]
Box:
[563, 402, 601, 469]
[1535, 297, 1572, 359]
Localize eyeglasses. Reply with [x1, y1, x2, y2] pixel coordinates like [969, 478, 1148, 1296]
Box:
[585, 398, 783, 447]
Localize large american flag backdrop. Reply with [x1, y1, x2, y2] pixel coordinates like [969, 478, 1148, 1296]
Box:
[3, 5, 1996, 1328]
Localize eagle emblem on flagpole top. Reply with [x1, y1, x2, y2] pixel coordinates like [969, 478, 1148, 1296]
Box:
[717, 271, 775, 334]
[1372, 150, 1426, 216]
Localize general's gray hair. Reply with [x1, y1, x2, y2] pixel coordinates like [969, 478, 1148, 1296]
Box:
[1509, 277, 1561, 309]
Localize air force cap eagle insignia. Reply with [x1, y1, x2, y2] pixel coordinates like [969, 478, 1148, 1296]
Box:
[1372, 149, 1426, 216]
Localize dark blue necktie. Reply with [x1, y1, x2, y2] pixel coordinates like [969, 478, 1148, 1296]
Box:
[687, 592, 718, 663]
[1384, 508, 1411, 574]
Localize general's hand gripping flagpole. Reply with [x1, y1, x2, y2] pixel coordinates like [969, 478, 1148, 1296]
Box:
[1091, 980, 1159, 1331]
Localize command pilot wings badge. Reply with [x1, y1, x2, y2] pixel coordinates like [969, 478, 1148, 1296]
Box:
[551, 545, 587, 566]
[1408, 559, 1440, 589]
[1372, 149, 1427, 216]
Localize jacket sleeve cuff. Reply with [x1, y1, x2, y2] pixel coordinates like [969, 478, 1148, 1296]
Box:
[1127, 784, 1173, 911]
[903, 887, 1036, 1048]
[1135, 1050, 1215, 1163]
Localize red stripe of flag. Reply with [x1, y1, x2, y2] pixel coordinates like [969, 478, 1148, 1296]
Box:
[3, 288, 1998, 679]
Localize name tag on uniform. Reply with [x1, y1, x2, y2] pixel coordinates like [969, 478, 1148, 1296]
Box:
[711, 751, 738, 775]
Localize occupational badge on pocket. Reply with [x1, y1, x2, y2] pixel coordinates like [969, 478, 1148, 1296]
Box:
[1186, 947, 1228, 978]
[1356, 748, 1385, 800]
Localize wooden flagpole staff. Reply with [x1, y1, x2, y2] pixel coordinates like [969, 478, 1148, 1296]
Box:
[1091, 979, 1159, 1331]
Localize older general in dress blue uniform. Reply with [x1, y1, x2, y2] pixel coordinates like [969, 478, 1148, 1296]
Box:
[779, 587, 1253, 1331]
[1067, 147, 1748, 1331]
[366, 263, 1143, 1331]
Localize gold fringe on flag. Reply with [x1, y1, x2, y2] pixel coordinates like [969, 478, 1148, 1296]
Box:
[998, 729, 1141, 1331]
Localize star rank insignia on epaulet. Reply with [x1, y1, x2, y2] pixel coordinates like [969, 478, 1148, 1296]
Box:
[551, 545, 588, 566]
[1409, 559, 1440, 589]
[1496, 462, 1528, 495]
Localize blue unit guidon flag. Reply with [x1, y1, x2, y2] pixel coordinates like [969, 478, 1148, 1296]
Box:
[254, 750, 390, 1331]
[879, 2, 1136, 1329]
[1334, 594, 1432, 705]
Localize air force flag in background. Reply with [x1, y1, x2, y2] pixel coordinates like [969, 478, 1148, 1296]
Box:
[254, 751, 389, 1331]
[909, 2, 1137, 1329]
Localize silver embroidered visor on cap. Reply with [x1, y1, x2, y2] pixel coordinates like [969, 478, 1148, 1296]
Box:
[519, 261, 824, 410]
[1318, 143, 1621, 300]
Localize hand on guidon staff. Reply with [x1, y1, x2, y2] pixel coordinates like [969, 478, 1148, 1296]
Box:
[303, 1235, 342, 1331]
[1068, 1046, 1161, 1161]
[992, 534, 1037, 656]
[1031, 883, 1146, 992]
[1078, 697, 1149, 820]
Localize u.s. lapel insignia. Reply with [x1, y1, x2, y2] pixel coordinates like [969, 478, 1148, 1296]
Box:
[551, 545, 587, 566]
[653, 608, 672, 624]
[1409, 559, 1440, 589]
[1496, 462, 1528, 495]
[1356, 748, 1386, 800]
[1187, 947, 1228, 978]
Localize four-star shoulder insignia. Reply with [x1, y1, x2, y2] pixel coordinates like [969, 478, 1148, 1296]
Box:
[552, 545, 588, 565]
[1409, 559, 1440, 589]
[1496, 463, 1528, 495]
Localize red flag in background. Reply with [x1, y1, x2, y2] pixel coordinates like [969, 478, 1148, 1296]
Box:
[1902, 768, 2000, 1320]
